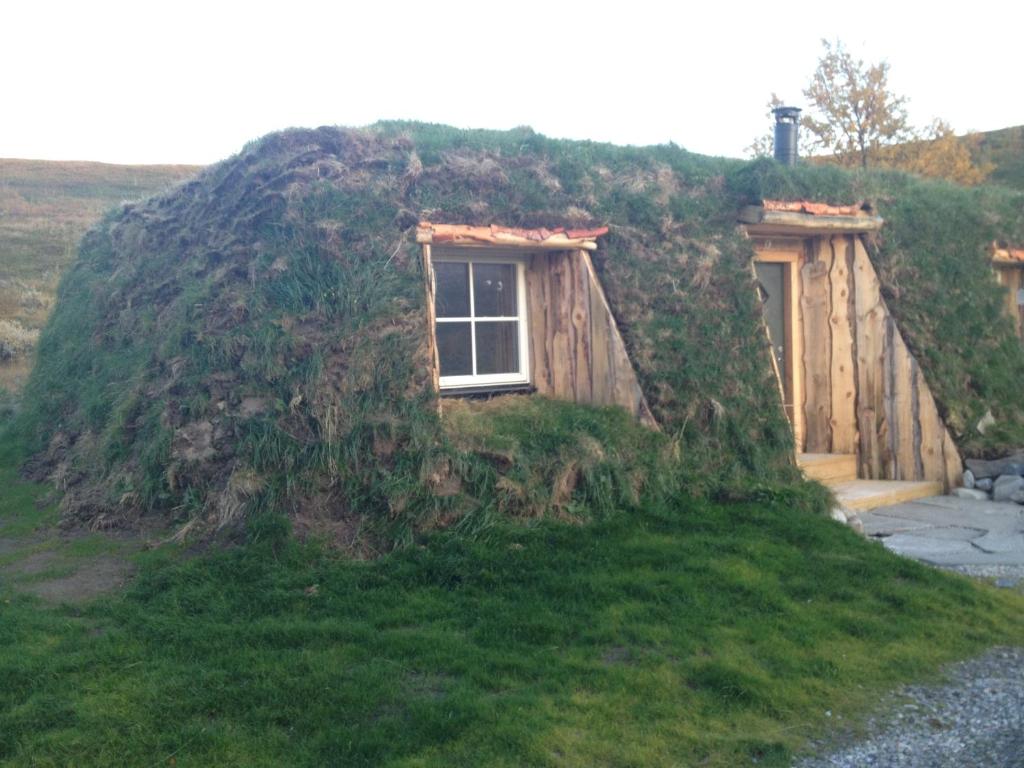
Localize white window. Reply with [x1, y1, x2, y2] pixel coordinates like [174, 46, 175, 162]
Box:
[432, 254, 530, 389]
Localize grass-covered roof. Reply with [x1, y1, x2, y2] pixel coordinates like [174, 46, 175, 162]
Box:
[8, 123, 1024, 548]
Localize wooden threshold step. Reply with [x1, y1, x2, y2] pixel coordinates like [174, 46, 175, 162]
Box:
[831, 480, 944, 512]
[797, 453, 858, 484]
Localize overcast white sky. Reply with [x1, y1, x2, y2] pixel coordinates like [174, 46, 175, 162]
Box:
[3, 0, 1021, 165]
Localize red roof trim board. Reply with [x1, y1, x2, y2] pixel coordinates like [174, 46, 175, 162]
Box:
[739, 200, 884, 232]
[761, 200, 872, 217]
[416, 222, 608, 251]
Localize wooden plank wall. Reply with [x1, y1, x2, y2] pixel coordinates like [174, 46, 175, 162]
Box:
[797, 234, 962, 489]
[526, 250, 658, 428]
[995, 266, 1024, 341]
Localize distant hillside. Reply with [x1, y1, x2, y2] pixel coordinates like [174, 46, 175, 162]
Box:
[973, 125, 1024, 191]
[0, 159, 200, 389]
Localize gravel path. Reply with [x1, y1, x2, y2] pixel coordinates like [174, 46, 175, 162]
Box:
[794, 647, 1024, 767]
[947, 563, 1024, 589]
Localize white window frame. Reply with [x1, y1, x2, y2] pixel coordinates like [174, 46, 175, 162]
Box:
[433, 252, 531, 390]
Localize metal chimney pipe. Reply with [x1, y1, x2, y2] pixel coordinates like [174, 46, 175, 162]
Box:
[772, 106, 801, 166]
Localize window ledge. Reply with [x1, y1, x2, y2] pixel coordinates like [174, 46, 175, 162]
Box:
[439, 383, 537, 399]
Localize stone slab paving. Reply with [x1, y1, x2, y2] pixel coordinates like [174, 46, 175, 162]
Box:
[860, 496, 1024, 569]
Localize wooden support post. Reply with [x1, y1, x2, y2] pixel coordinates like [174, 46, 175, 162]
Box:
[853, 237, 886, 479]
[890, 331, 917, 479]
[829, 236, 858, 455]
[801, 239, 833, 453]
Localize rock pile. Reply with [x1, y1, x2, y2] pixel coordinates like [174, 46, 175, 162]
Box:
[953, 453, 1024, 504]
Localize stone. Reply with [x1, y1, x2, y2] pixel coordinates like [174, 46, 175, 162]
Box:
[975, 477, 994, 493]
[1011, 490, 1024, 505]
[847, 514, 865, 535]
[992, 474, 1024, 502]
[830, 507, 848, 524]
[962, 469, 976, 489]
[976, 409, 996, 435]
[952, 487, 990, 501]
[965, 453, 1024, 480]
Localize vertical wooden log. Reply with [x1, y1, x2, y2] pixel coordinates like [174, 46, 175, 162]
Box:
[589, 282, 610, 405]
[526, 253, 553, 395]
[829, 236, 857, 454]
[588, 259, 613, 406]
[1018, 270, 1024, 341]
[890, 331, 917, 479]
[917, 378, 947, 483]
[570, 251, 593, 403]
[881, 316, 897, 478]
[1017, 270, 1024, 341]
[801, 239, 833, 453]
[550, 252, 574, 399]
[853, 237, 886, 479]
[942, 430, 964, 491]
[421, 244, 441, 413]
[910, 358, 925, 480]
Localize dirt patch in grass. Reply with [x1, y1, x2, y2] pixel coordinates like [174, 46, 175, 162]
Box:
[0, 527, 154, 605]
[16, 554, 136, 603]
[0, 467, 155, 604]
[2, 549, 59, 576]
[0, 535, 39, 557]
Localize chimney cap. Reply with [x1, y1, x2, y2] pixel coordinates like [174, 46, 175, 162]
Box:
[772, 106, 802, 122]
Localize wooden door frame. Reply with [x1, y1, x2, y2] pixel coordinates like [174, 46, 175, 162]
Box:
[994, 265, 1024, 341]
[753, 247, 804, 452]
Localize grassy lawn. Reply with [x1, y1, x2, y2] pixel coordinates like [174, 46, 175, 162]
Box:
[0, 470, 1021, 767]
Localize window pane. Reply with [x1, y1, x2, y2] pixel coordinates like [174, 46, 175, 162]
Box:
[473, 263, 517, 317]
[475, 321, 519, 375]
[437, 322, 473, 376]
[434, 262, 470, 318]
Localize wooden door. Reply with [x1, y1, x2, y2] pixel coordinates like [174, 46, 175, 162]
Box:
[754, 248, 803, 450]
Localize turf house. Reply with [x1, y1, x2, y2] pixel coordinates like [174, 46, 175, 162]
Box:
[11, 123, 1024, 550]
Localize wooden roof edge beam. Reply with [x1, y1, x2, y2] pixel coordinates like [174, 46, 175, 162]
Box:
[416, 223, 607, 251]
[990, 244, 1024, 266]
[739, 206, 885, 233]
